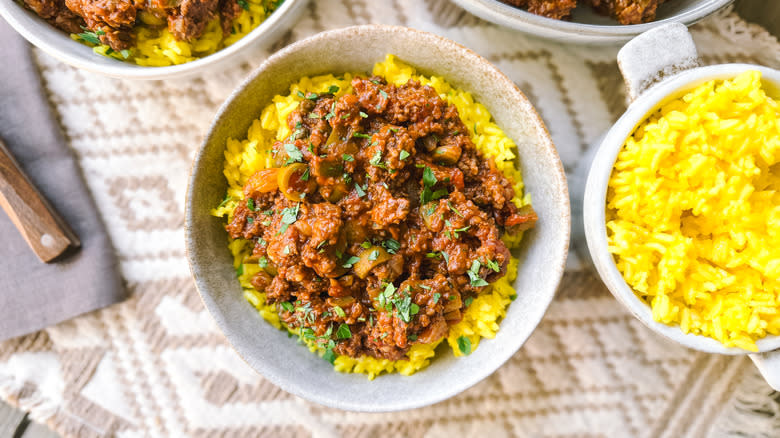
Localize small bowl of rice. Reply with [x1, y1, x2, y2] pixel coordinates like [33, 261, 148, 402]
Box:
[580, 23, 780, 389]
[186, 25, 570, 411]
[0, 0, 307, 79]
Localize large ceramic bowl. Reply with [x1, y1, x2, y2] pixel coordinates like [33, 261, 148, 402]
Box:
[451, 0, 733, 44]
[186, 24, 570, 411]
[0, 0, 307, 79]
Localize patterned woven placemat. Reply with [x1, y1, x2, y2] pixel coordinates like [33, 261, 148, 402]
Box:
[2, 1, 780, 437]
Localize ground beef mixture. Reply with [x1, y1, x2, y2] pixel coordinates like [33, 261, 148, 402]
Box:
[20, 0, 252, 51]
[500, 0, 670, 24]
[227, 76, 537, 361]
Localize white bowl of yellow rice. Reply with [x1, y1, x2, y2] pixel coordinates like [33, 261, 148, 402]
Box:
[0, 0, 307, 79]
[186, 25, 570, 411]
[581, 24, 780, 389]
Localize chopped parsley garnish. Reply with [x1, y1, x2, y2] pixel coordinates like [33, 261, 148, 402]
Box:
[308, 113, 321, 119]
[441, 251, 450, 266]
[392, 292, 419, 323]
[263, 208, 274, 216]
[464, 297, 474, 307]
[297, 91, 305, 98]
[278, 203, 300, 234]
[236, 264, 244, 277]
[218, 193, 232, 209]
[246, 217, 254, 225]
[509, 294, 518, 301]
[300, 167, 310, 181]
[283, 143, 303, 164]
[342, 153, 354, 162]
[379, 89, 389, 99]
[367, 249, 379, 261]
[399, 150, 410, 161]
[444, 220, 471, 239]
[336, 323, 352, 339]
[361, 241, 371, 249]
[359, 111, 368, 118]
[369, 149, 387, 169]
[305, 92, 319, 100]
[447, 201, 463, 217]
[485, 258, 501, 272]
[467, 259, 489, 287]
[433, 293, 441, 303]
[457, 336, 472, 355]
[473, 123, 478, 135]
[420, 166, 438, 204]
[281, 302, 294, 312]
[353, 132, 371, 139]
[333, 306, 346, 318]
[408, 334, 418, 341]
[377, 283, 396, 311]
[381, 239, 400, 254]
[257, 237, 267, 246]
[258, 256, 268, 269]
[247, 198, 257, 211]
[322, 348, 337, 364]
[425, 252, 440, 258]
[354, 183, 366, 197]
[76, 27, 105, 45]
[327, 85, 340, 94]
[237, 0, 249, 10]
[283, 245, 291, 255]
[342, 256, 360, 268]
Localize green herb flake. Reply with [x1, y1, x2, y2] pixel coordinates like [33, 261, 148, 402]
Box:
[297, 91, 305, 98]
[278, 203, 300, 234]
[457, 336, 472, 355]
[464, 297, 474, 307]
[485, 259, 501, 272]
[336, 323, 352, 339]
[300, 167, 310, 181]
[342, 256, 360, 268]
[420, 166, 438, 205]
[441, 251, 450, 266]
[368, 250, 379, 261]
[281, 302, 294, 312]
[218, 193, 232, 209]
[379, 89, 389, 99]
[382, 239, 400, 254]
[509, 294, 518, 301]
[353, 132, 371, 139]
[467, 259, 489, 287]
[425, 252, 440, 258]
[433, 293, 441, 304]
[334, 306, 346, 318]
[258, 256, 268, 269]
[359, 111, 368, 118]
[342, 153, 355, 162]
[322, 348, 337, 364]
[408, 334, 418, 341]
[354, 183, 366, 198]
[327, 85, 340, 94]
[236, 264, 244, 277]
[283, 143, 303, 164]
[119, 49, 131, 59]
[361, 241, 371, 249]
[306, 92, 319, 100]
[399, 150, 410, 161]
[247, 198, 257, 211]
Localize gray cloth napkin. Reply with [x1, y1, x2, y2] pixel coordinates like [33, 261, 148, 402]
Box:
[0, 18, 126, 341]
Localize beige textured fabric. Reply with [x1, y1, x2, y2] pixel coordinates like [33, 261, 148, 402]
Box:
[2, 2, 780, 437]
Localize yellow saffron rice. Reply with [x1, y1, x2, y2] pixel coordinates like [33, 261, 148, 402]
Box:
[607, 71, 780, 351]
[213, 55, 531, 378]
[71, 0, 281, 66]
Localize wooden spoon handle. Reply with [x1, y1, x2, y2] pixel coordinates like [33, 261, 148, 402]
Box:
[0, 139, 79, 262]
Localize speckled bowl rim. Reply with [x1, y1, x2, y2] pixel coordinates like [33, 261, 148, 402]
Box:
[0, 0, 307, 79]
[186, 24, 570, 411]
[451, 0, 733, 39]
